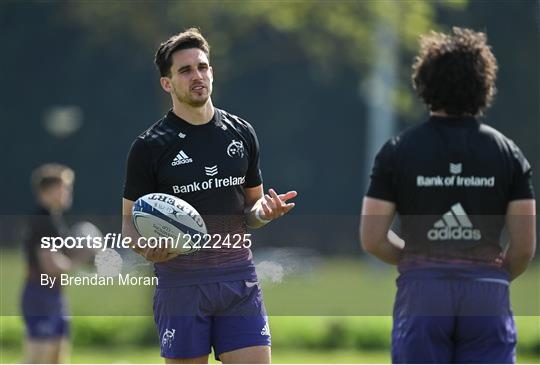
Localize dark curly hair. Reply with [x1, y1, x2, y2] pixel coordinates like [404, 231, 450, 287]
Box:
[412, 27, 498, 116]
[155, 28, 210, 77]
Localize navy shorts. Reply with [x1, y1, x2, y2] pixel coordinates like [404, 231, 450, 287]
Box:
[392, 273, 516, 363]
[154, 280, 271, 360]
[21, 282, 70, 339]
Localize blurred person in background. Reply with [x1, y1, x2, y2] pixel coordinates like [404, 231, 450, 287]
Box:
[122, 28, 296, 364]
[21, 163, 80, 363]
[361, 27, 536, 363]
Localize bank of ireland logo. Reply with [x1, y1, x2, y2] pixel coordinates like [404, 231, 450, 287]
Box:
[450, 163, 462, 175]
[227, 140, 245, 158]
[162, 328, 176, 349]
[205, 165, 218, 176]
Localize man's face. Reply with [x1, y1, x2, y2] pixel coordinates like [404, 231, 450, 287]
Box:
[163, 48, 213, 108]
[40, 182, 73, 211]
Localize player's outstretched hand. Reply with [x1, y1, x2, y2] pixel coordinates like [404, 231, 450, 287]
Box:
[259, 188, 297, 221]
[140, 246, 178, 263]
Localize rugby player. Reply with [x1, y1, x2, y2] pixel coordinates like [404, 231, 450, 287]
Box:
[361, 27, 536, 363]
[122, 28, 297, 364]
[22, 163, 78, 363]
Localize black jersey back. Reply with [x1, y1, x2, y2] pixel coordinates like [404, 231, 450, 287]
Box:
[367, 116, 534, 265]
[123, 108, 262, 273]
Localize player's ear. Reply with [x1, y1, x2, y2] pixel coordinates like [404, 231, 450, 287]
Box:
[209, 66, 214, 81]
[160, 77, 172, 93]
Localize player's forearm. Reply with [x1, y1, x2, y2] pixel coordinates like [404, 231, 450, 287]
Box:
[364, 239, 402, 265]
[504, 200, 536, 280]
[245, 203, 269, 229]
[39, 251, 74, 276]
[122, 215, 144, 255]
[504, 246, 535, 280]
[362, 231, 404, 265]
[122, 199, 145, 255]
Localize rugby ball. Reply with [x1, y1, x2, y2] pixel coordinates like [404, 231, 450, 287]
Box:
[132, 193, 207, 255]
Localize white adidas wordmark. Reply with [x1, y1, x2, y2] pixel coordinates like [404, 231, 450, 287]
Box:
[205, 165, 218, 176]
[171, 150, 193, 166]
[427, 203, 481, 241]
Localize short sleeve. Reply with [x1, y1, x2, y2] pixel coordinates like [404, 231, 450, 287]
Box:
[123, 138, 157, 201]
[508, 141, 535, 201]
[366, 138, 398, 202]
[244, 123, 263, 188]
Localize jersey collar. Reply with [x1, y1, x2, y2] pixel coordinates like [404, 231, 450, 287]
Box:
[165, 109, 220, 130]
[428, 115, 479, 127]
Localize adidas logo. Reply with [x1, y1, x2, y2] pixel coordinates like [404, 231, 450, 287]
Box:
[205, 165, 218, 176]
[260, 323, 270, 337]
[427, 203, 481, 241]
[171, 150, 193, 166]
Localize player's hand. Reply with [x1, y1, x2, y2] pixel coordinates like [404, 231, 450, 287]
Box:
[259, 188, 297, 221]
[139, 246, 179, 263]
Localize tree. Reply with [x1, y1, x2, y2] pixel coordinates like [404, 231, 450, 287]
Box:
[65, 0, 466, 117]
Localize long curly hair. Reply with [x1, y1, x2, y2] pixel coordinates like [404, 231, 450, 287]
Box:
[412, 27, 498, 116]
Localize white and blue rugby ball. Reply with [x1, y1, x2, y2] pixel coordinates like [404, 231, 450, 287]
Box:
[132, 193, 207, 255]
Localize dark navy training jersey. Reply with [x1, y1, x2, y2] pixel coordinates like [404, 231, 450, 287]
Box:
[123, 108, 262, 284]
[367, 116, 534, 269]
[24, 207, 70, 286]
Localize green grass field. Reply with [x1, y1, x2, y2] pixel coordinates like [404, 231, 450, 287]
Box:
[0, 347, 393, 364]
[1, 345, 539, 364]
[1, 250, 539, 363]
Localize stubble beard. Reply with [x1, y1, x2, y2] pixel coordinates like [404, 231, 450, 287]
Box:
[173, 85, 211, 108]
